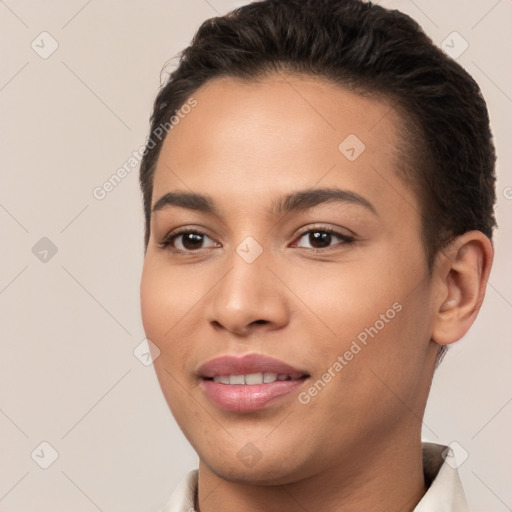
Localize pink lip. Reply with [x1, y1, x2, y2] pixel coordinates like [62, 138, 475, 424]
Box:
[197, 354, 307, 379]
[197, 354, 309, 412]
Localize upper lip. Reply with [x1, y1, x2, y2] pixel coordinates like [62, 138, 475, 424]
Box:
[197, 354, 309, 380]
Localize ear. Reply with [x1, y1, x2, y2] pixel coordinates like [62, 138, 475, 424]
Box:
[431, 231, 494, 346]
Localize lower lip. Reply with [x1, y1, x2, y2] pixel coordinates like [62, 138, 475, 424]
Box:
[201, 379, 307, 412]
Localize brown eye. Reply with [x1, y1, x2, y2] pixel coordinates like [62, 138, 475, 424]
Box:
[161, 230, 219, 252]
[180, 233, 205, 250]
[294, 229, 354, 250]
[308, 231, 332, 248]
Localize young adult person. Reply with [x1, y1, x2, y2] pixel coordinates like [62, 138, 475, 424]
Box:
[138, 1, 496, 510]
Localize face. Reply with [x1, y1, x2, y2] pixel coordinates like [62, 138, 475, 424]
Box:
[140, 73, 440, 484]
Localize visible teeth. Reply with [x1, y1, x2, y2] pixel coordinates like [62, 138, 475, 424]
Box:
[263, 372, 278, 383]
[229, 374, 245, 385]
[211, 372, 292, 385]
[245, 373, 263, 385]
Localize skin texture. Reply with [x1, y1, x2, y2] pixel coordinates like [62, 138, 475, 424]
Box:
[140, 73, 493, 512]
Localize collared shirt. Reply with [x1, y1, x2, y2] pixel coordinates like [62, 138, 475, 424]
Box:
[160, 443, 469, 512]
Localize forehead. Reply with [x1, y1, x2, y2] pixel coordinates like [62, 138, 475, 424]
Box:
[152, 73, 416, 220]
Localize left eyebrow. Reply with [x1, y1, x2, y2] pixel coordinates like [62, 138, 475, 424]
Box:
[271, 187, 378, 216]
[151, 187, 378, 217]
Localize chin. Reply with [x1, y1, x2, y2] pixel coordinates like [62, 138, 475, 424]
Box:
[198, 442, 316, 486]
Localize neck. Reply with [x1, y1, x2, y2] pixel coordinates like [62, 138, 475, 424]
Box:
[196, 434, 426, 512]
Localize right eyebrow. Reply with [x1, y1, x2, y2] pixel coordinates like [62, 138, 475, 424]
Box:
[151, 192, 218, 215]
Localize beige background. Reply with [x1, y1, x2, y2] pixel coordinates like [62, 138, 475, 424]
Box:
[0, 0, 511, 510]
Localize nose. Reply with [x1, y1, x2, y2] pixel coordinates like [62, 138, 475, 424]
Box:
[205, 252, 290, 337]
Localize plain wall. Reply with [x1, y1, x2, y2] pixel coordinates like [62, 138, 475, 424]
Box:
[1, 0, 511, 510]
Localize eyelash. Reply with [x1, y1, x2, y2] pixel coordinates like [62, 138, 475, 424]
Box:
[292, 226, 355, 250]
[159, 229, 218, 253]
[159, 226, 355, 253]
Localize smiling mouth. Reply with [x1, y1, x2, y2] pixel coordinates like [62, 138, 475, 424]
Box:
[206, 372, 307, 385]
[201, 375, 309, 412]
[197, 354, 310, 411]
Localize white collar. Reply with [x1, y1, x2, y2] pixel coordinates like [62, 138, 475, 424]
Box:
[414, 442, 469, 511]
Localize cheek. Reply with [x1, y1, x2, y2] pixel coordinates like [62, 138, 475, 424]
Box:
[140, 272, 162, 342]
[286, 251, 432, 393]
[301, 277, 432, 428]
[285, 257, 405, 345]
[140, 259, 197, 415]
[140, 256, 214, 392]
[140, 256, 203, 341]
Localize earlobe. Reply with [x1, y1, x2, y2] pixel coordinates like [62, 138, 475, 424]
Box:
[431, 231, 493, 346]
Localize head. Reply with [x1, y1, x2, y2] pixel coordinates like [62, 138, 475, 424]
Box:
[139, 0, 495, 486]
